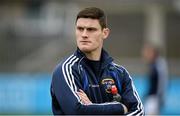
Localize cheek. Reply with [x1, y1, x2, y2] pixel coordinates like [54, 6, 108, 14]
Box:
[95, 35, 103, 44]
[91, 38, 103, 48]
[75, 31, 79, 38]
[75, 32, 81, 41]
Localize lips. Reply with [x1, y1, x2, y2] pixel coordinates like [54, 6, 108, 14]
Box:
[80, 41, 91, 43]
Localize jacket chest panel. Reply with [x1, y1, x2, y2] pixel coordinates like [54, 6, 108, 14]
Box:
[80, 65, 121, 103]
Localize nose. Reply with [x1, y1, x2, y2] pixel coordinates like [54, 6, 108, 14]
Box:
[82, 29, 88, 38]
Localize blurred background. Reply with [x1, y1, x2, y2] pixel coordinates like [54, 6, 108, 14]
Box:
[0, 0, 179, 115]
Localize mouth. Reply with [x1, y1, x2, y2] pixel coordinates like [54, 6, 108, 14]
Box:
[80, 41, 91, 44]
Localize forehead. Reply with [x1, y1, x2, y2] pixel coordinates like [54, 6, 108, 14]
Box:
[76, 18, 101, 28]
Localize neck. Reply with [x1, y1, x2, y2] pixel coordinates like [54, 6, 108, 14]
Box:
[85, 49, 102, 61]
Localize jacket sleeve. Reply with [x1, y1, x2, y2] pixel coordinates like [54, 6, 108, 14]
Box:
[120, 67, 144, 115]
[51, 62, 126, 115]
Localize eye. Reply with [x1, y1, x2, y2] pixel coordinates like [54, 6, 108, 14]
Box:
[77, 27, 84, 31]
[87, 27, 97, 32]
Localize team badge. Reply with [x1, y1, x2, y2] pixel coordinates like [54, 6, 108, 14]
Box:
[101, 78, 115, 93]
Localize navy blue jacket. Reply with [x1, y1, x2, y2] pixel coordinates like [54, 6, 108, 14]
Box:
[51, 49, 144, 115]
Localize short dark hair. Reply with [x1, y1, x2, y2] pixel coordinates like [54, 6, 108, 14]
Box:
[76, 7, 107, 29]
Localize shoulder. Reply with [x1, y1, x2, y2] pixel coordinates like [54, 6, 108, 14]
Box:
[111, 62, 128, 73]
[110, 62, 133, 80]
[53, 54, 80, 74]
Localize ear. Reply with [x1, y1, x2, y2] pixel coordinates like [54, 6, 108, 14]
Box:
[102, 28, 110, 40]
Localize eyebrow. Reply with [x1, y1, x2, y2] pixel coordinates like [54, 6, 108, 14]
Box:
[76, 26, 98, 30]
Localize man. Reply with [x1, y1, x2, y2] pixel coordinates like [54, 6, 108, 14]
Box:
[142, 42, 168, 114]
[51, 7, 144, 115]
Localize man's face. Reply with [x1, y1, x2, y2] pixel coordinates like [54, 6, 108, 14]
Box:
[75, 18, 109, 53]
[142, 44, 156, 63]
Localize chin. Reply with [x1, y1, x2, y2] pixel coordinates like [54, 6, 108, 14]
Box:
[79, 47, 92, 53]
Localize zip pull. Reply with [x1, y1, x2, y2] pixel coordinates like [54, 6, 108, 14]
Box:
[111, 85, 122, 102]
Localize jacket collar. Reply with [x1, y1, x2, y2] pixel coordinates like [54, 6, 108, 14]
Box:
[75, 48, 113, 69]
